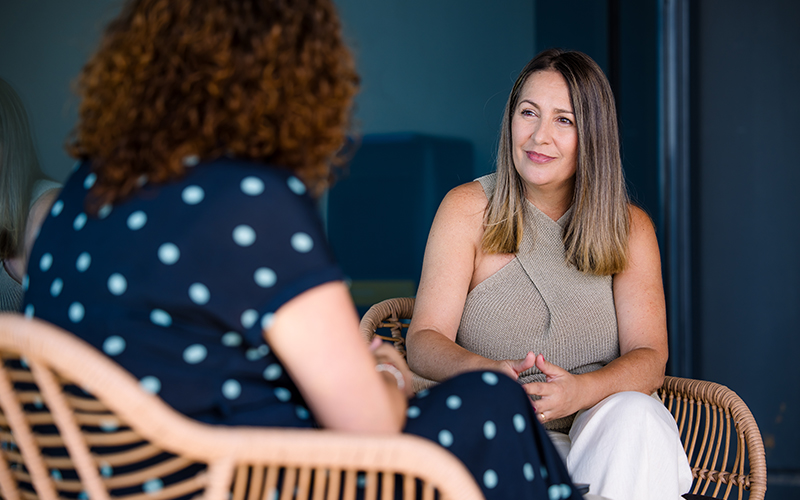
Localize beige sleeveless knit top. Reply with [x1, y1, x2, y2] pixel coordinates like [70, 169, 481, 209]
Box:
[456, 174, 620, 431]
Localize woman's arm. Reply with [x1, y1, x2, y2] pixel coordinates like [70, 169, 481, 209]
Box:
[264, 281, 410, 433]
[407, 182, 536, 381]
[523, 205, 669, 421]
[4, 188, 61, 283]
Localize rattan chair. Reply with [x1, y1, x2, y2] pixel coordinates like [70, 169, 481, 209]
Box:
[360, 297, 767, 500]
[0, 312, 484, 500]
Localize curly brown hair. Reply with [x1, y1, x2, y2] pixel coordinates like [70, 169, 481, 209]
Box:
[68, 0, 359, 208]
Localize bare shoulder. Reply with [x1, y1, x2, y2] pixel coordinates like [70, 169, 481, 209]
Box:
[25, 188, 61, 248]
[628, 204, 655, 232]
[440, 180, 488, 217]
[625, 204, 660, 267]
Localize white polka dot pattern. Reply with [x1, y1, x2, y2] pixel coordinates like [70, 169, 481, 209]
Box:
[73, 213, 87, 230]
[100, 463, 113, 478]
[523, 463, 535, 481]
[24, 304, 34, 318]
[482, 372, 499, 385]
[241, 176, 265, 196]
[407, 406, 421, 418]
[127, 211, 147, 230]
[76, 252, 91, 272]
[150, 309, 172, 327]
[241, 309, 258, 329]
[68, 302, 85, 323]
[291, 232, 313, 253]
[233, 225, 256, 247]
[548, 484, 572, 499]
[254, 268, 277, 287]
[438, 430, 454, 447]
[143, 479, 164, 493]
[158, 243, 180, 265]
[98, 204, 112, 219]
[222, 379, 241, 399]
[140, 376, 161, 394]
[182, 185, 204, 204]
[40, 253, 53, 272]
[99, 419, 119, 432]
[221, 332, 242, 346]
[84, 173, 97, 189]
[51, 200, 64, 217]
[263, 364, 282, 380]
[513, 414, 526, 433]
[483, 469, 498, 489]
[103, 336, 126, 356]
[287, 176, 306, 195]
[188, 283, 210, 304]
[108, 273, 127, 295]
[260, 313, 275, 330]
[483, 420, 497, 439]
[183, 344, 207, 364]
[182, 155, 200, 167]
[274, 387, 291, 402]
[50, 278, 63, 297]
[446, 395, 462, 410]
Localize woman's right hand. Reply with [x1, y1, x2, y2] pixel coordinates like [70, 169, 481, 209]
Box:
[369, 337, 414, 397]
[497, 351, 537, 380]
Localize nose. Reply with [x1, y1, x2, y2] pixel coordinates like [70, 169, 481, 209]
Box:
[532, 118, 553, 145]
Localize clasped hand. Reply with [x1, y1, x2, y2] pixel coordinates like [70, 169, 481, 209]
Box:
[369, 337, 415, 398]
[499, 352, 584, 422]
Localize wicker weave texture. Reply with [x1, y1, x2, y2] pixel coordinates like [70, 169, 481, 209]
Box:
[360, 297, 767, 500]
[0, 313, 484, 500]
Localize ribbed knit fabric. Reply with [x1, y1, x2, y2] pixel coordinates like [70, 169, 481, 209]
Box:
[456, 174, 619, 432]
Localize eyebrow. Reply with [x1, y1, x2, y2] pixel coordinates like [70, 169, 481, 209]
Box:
[519, 99, 574, 115]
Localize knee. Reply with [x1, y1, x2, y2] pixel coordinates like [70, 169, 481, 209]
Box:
[573, 391, 673, 437]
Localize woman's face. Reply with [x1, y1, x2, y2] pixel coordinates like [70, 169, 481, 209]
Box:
[510, 70, 578, 202]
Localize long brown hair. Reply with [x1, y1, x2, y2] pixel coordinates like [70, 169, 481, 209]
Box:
[68, 0, 359, 210]
[482, 48, 630, 275]
[0, 77, 48, 259]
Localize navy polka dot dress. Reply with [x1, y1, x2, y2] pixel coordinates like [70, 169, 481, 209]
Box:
[23, 158, 581, 500]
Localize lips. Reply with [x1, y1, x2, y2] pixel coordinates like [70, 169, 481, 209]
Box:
[526, 150, 555, 164]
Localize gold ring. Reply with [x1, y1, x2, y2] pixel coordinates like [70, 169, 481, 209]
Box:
[540, 412, 546, 422]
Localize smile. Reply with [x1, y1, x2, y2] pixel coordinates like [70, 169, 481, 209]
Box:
[526, 151, 555, 164]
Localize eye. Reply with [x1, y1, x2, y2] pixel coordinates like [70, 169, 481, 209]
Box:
[557, 116, 574, 125]
[520, 109, 537, 117]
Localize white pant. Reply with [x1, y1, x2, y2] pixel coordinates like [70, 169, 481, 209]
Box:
[548, 391, 693, 500]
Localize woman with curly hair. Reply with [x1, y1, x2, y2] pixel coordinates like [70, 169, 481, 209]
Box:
[22, 1, 582, 498]
[0, 77, 60, 311]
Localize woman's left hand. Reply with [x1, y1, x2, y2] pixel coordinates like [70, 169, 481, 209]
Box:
[369, 337, 415, 398]
[522, 354, 586, 423]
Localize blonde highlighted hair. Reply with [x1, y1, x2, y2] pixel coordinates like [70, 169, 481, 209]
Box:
[483, 48, 630, 275]
[0, 77, 48, 260]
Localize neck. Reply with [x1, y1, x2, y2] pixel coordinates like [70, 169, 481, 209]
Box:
[525, 187, 573, 221]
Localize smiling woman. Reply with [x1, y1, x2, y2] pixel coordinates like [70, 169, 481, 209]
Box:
[510, 70, 578, 217]
[407, 48, 693, 500]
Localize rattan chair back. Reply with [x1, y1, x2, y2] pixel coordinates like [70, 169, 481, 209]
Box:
[360, 297, 767, 500]
[0, 313, 484, 500]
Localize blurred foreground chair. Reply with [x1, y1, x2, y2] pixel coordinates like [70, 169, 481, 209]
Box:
[360, 297, 767, 500]
[0, 313, 484, 500]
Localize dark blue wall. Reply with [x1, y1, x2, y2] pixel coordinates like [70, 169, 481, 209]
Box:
[694, 1, 800, 496]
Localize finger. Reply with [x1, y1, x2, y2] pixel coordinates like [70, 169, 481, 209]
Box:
[510, 351, 536, 375]
[521, 381, 550, 398]
[535, 353, 567, 377]
[368, 336, 382, 351]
